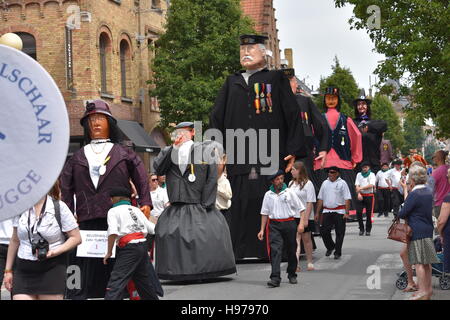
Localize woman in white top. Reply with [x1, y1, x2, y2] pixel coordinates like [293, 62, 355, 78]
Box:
[3, 180, 81, 300]
[289, 161, 317, 271]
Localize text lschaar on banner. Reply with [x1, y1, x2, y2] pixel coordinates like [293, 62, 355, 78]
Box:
[0, 44, 69, 221]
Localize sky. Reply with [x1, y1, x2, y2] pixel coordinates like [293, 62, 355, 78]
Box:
[272, 0, 385, 93]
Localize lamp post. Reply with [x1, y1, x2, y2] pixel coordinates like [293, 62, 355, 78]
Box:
[0, 32, 23, 50]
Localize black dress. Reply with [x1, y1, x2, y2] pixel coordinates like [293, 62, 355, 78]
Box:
[154, 142, 236, 280]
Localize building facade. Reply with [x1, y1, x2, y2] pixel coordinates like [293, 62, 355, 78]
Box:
[0, 0, 169, 170]
[240, 0, 281, 69]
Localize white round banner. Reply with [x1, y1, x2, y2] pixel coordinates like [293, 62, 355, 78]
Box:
[0, 44, 69, 221]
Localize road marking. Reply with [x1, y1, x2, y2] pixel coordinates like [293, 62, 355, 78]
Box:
[374, 254, 403, 269]
[313, 255, 352, 270]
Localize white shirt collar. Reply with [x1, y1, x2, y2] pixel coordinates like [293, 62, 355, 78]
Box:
[412, 184, 427, 192]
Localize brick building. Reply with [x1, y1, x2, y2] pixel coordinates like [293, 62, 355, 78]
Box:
[240, 0, 281, 69]
[0, 0, 170, 170]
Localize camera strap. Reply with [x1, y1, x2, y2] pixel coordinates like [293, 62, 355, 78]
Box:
[27, 197, 48, 244]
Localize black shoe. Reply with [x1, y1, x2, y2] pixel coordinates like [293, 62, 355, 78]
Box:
[366, 232, 371, 236]
[359, 231, 364, 236]
[384, 213, 389, 217]
[267, 280, 280, 288]
[288, 277, 298, 284]
[377, 213, 383, 218]
[325, 249, 334, 257]
[334, 254, 341, 260]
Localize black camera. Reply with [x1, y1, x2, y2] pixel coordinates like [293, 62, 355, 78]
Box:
[31, 234, 49, 261]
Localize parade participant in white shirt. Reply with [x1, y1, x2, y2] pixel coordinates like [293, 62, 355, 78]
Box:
[315, 166, 352, 259]
[257, 170, 305, 287]
[376, 162, 392, 217]
[387, 159, 404, 217]
[3, 181, 81, 300]
[355, 163, 377, 236]
[103, 186, 162, 300]
[149, 173, 170, 221]
[216, 154, 233, 229]
[289, 161, 317, 271]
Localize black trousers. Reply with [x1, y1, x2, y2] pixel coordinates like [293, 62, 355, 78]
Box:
[377, 188, 392, 216]
[356, 194, 374, 232]
[229, 174, 270, 259]
[391, 189, 403, 216]
[320, 212, 346, 256]
[316, 169, 358, 211]
[105, 242, 159, 300]
[268, 220, 297, 282]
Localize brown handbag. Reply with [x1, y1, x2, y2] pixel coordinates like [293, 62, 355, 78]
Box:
[387, 218, 412, 243]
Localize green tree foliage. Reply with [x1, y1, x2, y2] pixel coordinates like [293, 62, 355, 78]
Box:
[149, 0, 254, 129]
[314, 57, 359, 117]
[401, 115, 426, 156]
[370, 94, 405, 153]
[334, 0, 450, 138]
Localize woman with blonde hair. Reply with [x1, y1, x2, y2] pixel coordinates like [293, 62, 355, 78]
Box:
[289, 161, 316, 271]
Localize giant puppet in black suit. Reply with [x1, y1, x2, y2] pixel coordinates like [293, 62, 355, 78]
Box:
[210, 35, 307, 260]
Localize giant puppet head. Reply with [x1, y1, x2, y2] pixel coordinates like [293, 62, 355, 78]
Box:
[239, 34, 268, 70]
[323, 87, 341, 111]
[80, 100, 121, 143]
[353, 92, 372, 120]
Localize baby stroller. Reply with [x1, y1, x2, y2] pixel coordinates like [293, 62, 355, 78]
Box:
[396, 236, 450, 290]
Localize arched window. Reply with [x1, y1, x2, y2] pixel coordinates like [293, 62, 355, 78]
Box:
[99, 32, 112, 94]
[120, 39, 132, 99]
[15, 32, 36, 60]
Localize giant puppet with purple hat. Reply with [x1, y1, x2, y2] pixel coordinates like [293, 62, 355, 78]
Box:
[59, 99, 153, 299]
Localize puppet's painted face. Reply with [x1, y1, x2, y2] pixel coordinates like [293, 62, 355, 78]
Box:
[325, 94, 339, 109]
[88, 113, 110, 139]
[240, 44, 266, 70]
[289, 77, 298, 94]
[357, 101, 368, 115]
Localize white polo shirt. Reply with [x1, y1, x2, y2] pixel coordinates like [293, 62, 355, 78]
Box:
[318, 177, 352, 214]
[289, 180, 316, 219]
[355, 172, 376, 194]
[107, 204, 155, 245]
[260, 187, 305, 220]
[150, 187, 169, 217]
[387, 168, 402, 189]
[376, 170, 391, 188]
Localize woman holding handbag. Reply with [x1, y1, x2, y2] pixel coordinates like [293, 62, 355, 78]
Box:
[398, 165, 440, 300]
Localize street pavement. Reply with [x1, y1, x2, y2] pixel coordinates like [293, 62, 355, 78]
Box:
[2, 215, 449, 300]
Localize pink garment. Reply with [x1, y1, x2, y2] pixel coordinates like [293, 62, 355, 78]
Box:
[432, 164, 450, 206]
[314, 108, 362, 170]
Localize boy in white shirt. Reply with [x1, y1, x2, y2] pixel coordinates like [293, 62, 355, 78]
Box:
[315, 167, 352, 259]
[376, 162, 392, 218]
[103, 187, 162, 300]
[257, 170, 305, 288]
[355, 163, 377, 236]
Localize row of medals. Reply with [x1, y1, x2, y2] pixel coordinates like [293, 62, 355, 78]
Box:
[254, 83, 273, 114]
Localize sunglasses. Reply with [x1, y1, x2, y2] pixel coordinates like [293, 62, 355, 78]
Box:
[328, 171, 338, 174]
[151, 178, 158, 181]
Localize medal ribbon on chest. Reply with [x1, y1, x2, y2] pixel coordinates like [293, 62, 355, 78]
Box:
[266, 84, 273, 113]
[254, 83, 261, 114]
[260, 83, 266, 112]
